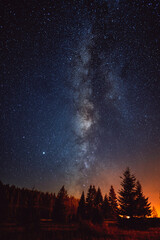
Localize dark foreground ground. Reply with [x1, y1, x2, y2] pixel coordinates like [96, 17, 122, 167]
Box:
[1, 220, 160, 240]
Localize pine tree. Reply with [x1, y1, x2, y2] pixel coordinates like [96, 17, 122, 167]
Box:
[86, 185, 97, 206]
[53, 186, 68, 223]
[94, 187, 103, 207]
[102, 194, 112, 219]
[135, 181, 151, 217]
[118, 167, 136, 218]
[86, 185, 97, 220]
[109, 185, 118, 219]
[92, 187, 104, 224]
[77, 191, 86, 220]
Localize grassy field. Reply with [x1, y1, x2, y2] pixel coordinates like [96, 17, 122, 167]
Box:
[1, 221, 160, 240]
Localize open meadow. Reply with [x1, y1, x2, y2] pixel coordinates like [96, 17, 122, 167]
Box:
[1, 220, 160, 240]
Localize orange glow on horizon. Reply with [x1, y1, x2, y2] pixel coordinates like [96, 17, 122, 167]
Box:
[70, 172, 160, 217]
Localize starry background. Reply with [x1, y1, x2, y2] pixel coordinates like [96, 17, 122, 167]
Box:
[1, 0, 160, 213]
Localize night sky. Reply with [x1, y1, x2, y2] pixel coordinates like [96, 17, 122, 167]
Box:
[1, 0, 160, 213]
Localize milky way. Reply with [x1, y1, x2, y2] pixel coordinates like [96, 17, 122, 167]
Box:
[59, 0, 160, 196]
[1, 0, 160, 213]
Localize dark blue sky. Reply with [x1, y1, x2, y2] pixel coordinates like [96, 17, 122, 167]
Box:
[1, 0, 160, 210]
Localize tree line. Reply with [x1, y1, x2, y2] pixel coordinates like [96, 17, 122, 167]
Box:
[0, 181, 78, 224]
[0, 168, 154, 224]
[77, 167, 152, 224]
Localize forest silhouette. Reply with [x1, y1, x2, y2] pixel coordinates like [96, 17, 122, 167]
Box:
[0, 168, 160, 240]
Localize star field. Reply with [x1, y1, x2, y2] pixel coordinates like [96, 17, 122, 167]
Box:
[1, 0, 160, 211]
